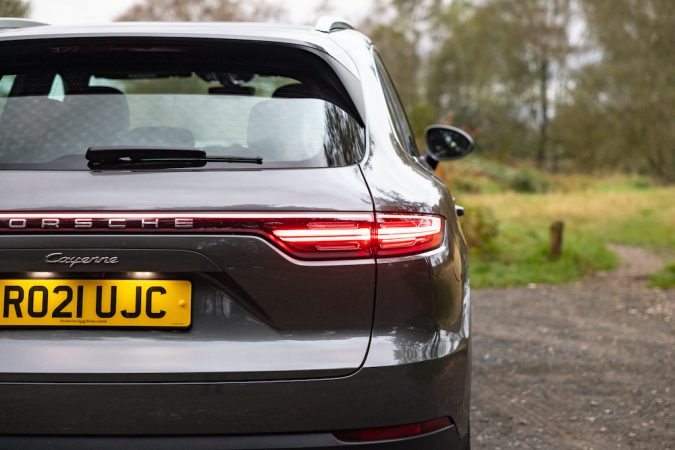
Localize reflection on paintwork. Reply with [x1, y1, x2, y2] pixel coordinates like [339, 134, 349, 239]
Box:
[203, 293, 232, 319]
[461, 279, 471, 339]
[365, 328, 464, 367]
[0, 337, 369, 375]
[0, 166, 373, 212]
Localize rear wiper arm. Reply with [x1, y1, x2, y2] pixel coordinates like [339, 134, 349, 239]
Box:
[86, 146, 263, 170]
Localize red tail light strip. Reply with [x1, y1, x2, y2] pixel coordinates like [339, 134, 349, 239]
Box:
[0, 212, 444, 260]
[376, 214, 443, 256]
[333, 416, 452, 442]
[271, 219, 374, 257]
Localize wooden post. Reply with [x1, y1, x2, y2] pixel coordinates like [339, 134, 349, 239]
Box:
[549, 220, 564, 260]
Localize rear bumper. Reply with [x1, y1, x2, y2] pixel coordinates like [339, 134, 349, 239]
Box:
[0, 340, 469, 437]
[0, 426, 468, 450]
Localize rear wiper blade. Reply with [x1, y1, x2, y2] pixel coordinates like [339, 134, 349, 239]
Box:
[86, 146, 263, 170]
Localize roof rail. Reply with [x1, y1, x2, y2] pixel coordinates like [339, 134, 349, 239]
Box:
[315, 16, 355, 33]
[0, 18, 48, 30]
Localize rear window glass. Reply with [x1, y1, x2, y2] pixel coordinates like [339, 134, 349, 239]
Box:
[0, 40, 365, 170]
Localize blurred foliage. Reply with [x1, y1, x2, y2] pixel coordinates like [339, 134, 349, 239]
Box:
[457, 171, 674, 287]
[462, 180, 675, 250]
[459, 204, 499, 253]
[117, 0, 284, 22]
[556, 0, 675, 181]
[469, 222, 618, 288]
[508, 168, 551, 193]
[363, 0, 674, 182]
[440, 156, 555, 193]
[0, 0, 30, 17]
[650, 263, 675, 289]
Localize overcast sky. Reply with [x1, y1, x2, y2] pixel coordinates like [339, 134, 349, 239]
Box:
[28, 0, 373, 26]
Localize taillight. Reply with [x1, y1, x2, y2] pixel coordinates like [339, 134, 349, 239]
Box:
[333, 416, 452, 442]
[0, 212, 444, 260]
[375, 214, 444, 257]
[269, 213, 444, 259]
[268, 216, 374, 259]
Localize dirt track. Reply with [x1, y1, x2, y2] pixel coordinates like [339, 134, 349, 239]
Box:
[471, 245, 674, 449]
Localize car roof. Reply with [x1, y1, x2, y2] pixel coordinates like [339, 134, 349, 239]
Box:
[0, 21, 368, 78]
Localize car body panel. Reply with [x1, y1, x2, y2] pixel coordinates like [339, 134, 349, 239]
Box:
[0, 352, 468, 435]
[0, 167, 377, 381]
[0, 166, 373, 211]
[0, 428, 468, 450]
[332, 29, 472, 435]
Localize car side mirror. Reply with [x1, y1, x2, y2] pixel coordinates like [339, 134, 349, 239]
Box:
[423, 125, 474, 170]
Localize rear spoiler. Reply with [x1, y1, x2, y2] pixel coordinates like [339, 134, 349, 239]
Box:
[0, 18, 48, 31]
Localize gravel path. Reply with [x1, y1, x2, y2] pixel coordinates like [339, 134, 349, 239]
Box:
[471, 245, 674, 449]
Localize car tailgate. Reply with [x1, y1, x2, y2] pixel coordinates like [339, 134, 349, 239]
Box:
[0, 166, 376, 382]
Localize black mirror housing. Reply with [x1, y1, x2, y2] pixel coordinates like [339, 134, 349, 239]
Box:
[424, 125, 474, 169]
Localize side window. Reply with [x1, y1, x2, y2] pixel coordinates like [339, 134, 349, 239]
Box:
[0, 75, 17, 115]
[373, 51, 419, 157]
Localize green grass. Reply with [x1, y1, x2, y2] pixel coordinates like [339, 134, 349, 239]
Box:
[440, 156, 660, 195]
[446, 163, 675, 288]
[461, 187, 675, 249]
[650, 264, 675, 289]
[599, 212, 675, 250]
[468, 223, 619, 288]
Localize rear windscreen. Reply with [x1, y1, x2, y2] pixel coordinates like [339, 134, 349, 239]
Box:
[0, 39, 365, 170]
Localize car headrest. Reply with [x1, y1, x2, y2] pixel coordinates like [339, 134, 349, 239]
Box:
[41, 86, 131, 157]
[63, 86, 130, 131]
[246, 99, 326, 161]
[0, 98, 64, 162]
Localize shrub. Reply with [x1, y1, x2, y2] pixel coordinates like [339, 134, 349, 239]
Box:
[459, 205, 499, 254]
[452, 176, 489, 194]
[650, 263, 675, 289]
[509, 168, 551, 193]
[632, 177, 652, 190]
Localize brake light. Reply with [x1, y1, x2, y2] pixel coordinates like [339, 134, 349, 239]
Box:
[333, 416, 451, 442]
[0, 212, 444, 260]
[375, 214, 443, 257]
[270, 213, 444, 259]
[270, 219, 373, 258]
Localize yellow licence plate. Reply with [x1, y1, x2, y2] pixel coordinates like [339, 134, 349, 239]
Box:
[0, 279, 191, 328]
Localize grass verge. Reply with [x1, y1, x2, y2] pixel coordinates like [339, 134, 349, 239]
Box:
[650, 264, 675, 289]
[447, 162, 675, 288]
[467, 222, 619, 288]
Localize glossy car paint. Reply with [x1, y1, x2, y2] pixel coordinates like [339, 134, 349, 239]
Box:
[0, 22, 470, 448]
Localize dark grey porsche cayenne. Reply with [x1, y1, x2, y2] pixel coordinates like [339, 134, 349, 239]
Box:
[0, 16, 472, 450]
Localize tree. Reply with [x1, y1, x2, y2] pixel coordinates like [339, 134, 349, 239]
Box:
[424, 2, 531, 160]
[424, 0, 574, 168]
[362, 14, 420, 111]
[117, 0, 284, 22]
[360, 0, 440, 139]
[0, 0, 30, 17]
[498, 0, 573, 171]
[558, 0, 675, 180]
